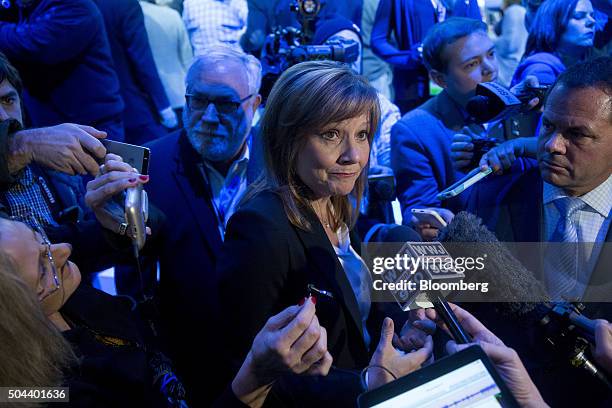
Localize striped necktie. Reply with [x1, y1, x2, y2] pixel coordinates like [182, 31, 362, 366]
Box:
[546, 197, 586, 299]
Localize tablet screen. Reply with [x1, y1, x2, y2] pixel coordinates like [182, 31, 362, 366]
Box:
[371, 359, 503, 408]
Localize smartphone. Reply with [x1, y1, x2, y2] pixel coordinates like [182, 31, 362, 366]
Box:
[411, 208, 448, 229]
[101, 139, 151, 175]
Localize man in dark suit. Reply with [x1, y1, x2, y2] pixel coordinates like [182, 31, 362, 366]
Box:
[124, 44, 262, 405]
[391, 18, 498, 239]
[94, 0, 177, 145]
[467, 57, 612, 407]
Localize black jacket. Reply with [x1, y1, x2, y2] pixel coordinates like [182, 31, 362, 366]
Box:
[217, 190, 401, 406]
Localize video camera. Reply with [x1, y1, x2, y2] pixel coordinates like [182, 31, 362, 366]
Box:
[259, 0, 360, 101]
[465, 81, 549, 141]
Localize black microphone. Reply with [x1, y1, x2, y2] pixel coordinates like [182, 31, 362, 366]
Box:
[437, 211, 550, 316]
[466, 82, 548, 124]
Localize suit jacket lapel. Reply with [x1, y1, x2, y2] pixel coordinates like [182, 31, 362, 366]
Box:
[294, 214, 367, 352]
[584, 212, 612, 300]
[172, 132, 224, 256]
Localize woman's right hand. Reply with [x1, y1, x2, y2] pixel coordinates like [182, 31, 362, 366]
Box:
[367, 317, 433, 390]
[231, 297, 332, 407]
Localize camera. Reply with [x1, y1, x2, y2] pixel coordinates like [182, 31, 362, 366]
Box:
[259, 0, 360, 101]
[466, 82, 548, 124]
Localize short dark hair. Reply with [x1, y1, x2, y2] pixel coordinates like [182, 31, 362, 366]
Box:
[422, 17, 488, 73]
[550, 56, 612, 120]
[0, 52, 23, 95]
[524, 0, 579, 56]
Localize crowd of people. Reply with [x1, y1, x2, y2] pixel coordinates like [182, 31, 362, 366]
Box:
[0, 0, 611, 407]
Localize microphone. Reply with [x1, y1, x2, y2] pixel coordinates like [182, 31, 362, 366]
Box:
[466, 82, 548, 124]
[374, 211, 548, 343]
[376, 240, 473, 344]
[437, 211, 550, 316]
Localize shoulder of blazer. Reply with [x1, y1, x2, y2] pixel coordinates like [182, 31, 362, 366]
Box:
[233, 190, 294, 231]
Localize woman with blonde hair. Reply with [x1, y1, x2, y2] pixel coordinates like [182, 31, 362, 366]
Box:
[0, 213, 334, 407]
[218, 60, 434, 406]
[0, 251, 76, 397]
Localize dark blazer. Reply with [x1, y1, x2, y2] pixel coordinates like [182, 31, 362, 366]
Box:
[391, 90, 477, 220]
[135, 130, 261, 405]
[217, 190, 400, 406]
[466, 159, 612, 300]
[59, 284, 169, 407]
[466, 160, 612, 407]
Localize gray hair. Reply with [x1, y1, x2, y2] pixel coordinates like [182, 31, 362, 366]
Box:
[185, 44, 262, 95]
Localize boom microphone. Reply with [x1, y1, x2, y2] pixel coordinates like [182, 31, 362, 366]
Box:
[437, 211, 550, 316]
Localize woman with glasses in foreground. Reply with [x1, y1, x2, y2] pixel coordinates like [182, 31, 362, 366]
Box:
[0, 214, 332, 407]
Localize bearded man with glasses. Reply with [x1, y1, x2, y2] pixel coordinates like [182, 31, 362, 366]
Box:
[114, 43, 263, 406]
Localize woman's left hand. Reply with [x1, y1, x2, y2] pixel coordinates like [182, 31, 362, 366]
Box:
[367, 318, 433, 390]
[85, 153, 149, 235]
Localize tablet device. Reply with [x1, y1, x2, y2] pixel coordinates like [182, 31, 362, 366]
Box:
[357, 345, 519, 408]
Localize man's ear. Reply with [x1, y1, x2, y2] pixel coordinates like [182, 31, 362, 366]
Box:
[429, 69, 447, 89]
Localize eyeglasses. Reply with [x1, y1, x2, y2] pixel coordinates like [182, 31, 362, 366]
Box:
[185, 93, 253, 115]
[12, 214, 61, 301]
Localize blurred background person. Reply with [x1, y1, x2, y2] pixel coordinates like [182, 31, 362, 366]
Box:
[140, 0, 194, 128]
[371, 0, 481, 113]
[183, 0, 248, 54]
[117, 45, 263, 405]
[494, 0, 529, 87]
[361, 0, 394, 100]
[0, 0, 125, 140]
[94, 0, 178, 145]
[390, 18, 498, 239]
[511, 0, 597, 87]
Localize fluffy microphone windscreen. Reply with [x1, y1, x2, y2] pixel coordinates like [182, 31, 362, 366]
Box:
[438, 211, 549, 316]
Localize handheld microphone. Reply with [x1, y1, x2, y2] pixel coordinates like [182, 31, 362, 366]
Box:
[378, 240, 472, 344]
[125, 185, 148, 255]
